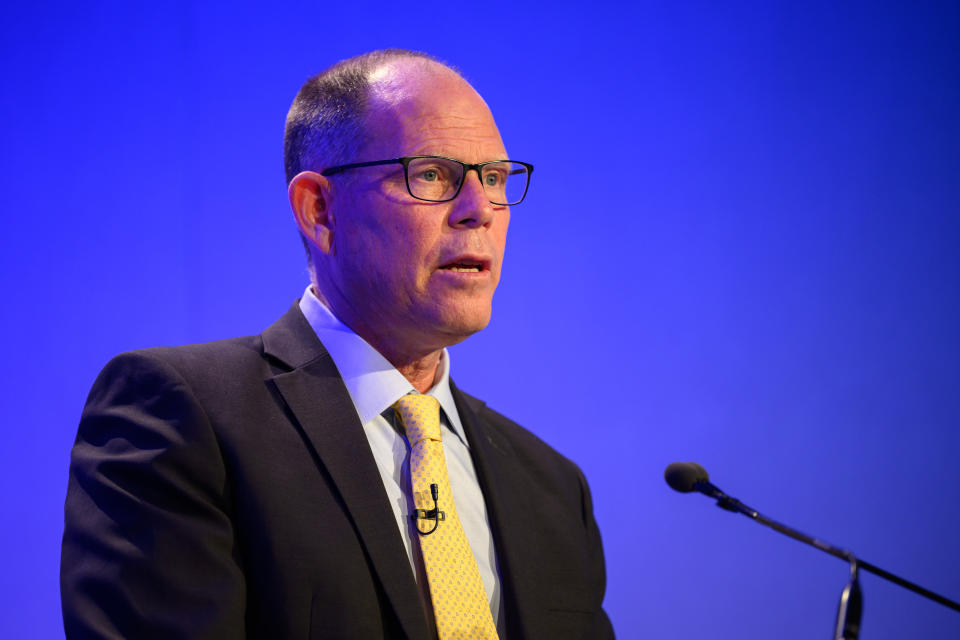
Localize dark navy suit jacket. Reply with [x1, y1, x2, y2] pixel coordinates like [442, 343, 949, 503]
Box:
[61, 304, 614, 639]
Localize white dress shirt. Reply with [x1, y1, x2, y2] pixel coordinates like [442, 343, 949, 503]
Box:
[298, 286, 503, 629]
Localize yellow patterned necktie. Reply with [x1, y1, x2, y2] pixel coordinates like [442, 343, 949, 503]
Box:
[393, 394, 499, 640]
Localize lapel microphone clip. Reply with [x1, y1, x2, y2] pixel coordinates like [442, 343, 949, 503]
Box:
[411, 483, 445, 535]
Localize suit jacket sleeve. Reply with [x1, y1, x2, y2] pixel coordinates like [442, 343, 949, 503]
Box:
[61, 351, 246, 639]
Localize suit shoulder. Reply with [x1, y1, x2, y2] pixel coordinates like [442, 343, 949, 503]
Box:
[99, 334, 265, 381]
[85, 336, 272, 415]
[139, 334, 264, 369]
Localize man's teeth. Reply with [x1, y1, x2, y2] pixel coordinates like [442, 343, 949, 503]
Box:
[447, 266, 480, 272]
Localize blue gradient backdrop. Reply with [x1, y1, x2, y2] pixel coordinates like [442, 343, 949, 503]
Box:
[2, 1, 958, 637]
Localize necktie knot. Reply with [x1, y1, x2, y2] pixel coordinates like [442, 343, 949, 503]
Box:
[393, 393, 442, 446]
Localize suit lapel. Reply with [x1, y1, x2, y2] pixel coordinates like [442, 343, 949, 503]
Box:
[452, 383, 547, 639]
[262, 305, 431, 640]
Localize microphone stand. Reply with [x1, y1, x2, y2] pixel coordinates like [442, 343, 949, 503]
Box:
[834, 559, 862, 640]
[694, 479, 960, 638]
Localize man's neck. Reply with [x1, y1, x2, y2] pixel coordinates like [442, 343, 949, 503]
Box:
[394, 352, 443, 394]
[311, 285, 444, 393]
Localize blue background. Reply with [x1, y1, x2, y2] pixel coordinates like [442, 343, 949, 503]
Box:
[2, 1, 958, 637]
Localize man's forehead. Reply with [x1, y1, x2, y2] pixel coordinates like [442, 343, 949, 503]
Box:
[368, 60, 477, 108]
[361, 59, 503, 154]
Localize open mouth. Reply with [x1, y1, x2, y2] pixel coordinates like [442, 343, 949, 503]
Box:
[439, 259, 485, 273]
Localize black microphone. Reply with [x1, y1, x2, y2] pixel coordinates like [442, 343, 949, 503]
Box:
[664, 461, 960, 639]
[664, 461, 709, 493]
[411, 483, 445, 536]
[664, 461, 770, 518]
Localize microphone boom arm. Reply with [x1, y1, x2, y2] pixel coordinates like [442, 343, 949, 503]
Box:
[692, 480, 960, 613]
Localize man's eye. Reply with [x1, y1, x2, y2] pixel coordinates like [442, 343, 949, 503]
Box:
[414, 166, 451, 183]
[484, 172, 503, 186]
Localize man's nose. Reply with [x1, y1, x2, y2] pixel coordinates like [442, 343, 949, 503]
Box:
[448, 169, 496, 228]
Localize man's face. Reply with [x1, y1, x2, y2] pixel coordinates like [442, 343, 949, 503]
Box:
[321, 63, 511, 358]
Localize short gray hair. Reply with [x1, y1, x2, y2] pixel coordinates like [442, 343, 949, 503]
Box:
[283, 49, 447, 183]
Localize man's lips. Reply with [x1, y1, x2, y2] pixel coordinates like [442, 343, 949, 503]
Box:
[436, 254, 492, 274]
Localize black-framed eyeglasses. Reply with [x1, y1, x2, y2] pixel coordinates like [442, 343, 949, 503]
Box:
[320, 155, 534, 205]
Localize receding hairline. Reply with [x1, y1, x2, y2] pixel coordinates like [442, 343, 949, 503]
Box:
[283, 50, 473, 184]
[361, 59, 496, 144]
[366, 56, 477, 102]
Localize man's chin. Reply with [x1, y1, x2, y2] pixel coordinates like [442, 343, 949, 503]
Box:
[428, 306, 493, 347]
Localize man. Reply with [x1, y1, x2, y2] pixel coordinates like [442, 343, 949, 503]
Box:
[62, 50, 613, 639]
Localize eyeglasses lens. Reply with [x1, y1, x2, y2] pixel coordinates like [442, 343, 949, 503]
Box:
[482, 162, 530, 205]
[406, 158, 529, 204]
[406, 157, 461, 202]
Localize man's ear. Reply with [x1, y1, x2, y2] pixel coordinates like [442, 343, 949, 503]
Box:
[289, 171, 336, 255]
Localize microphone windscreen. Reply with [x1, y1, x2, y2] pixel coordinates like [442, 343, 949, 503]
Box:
[664, 462, 710, 493]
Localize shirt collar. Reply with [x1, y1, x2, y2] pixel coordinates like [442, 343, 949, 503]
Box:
[298, 286, 467, 445]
